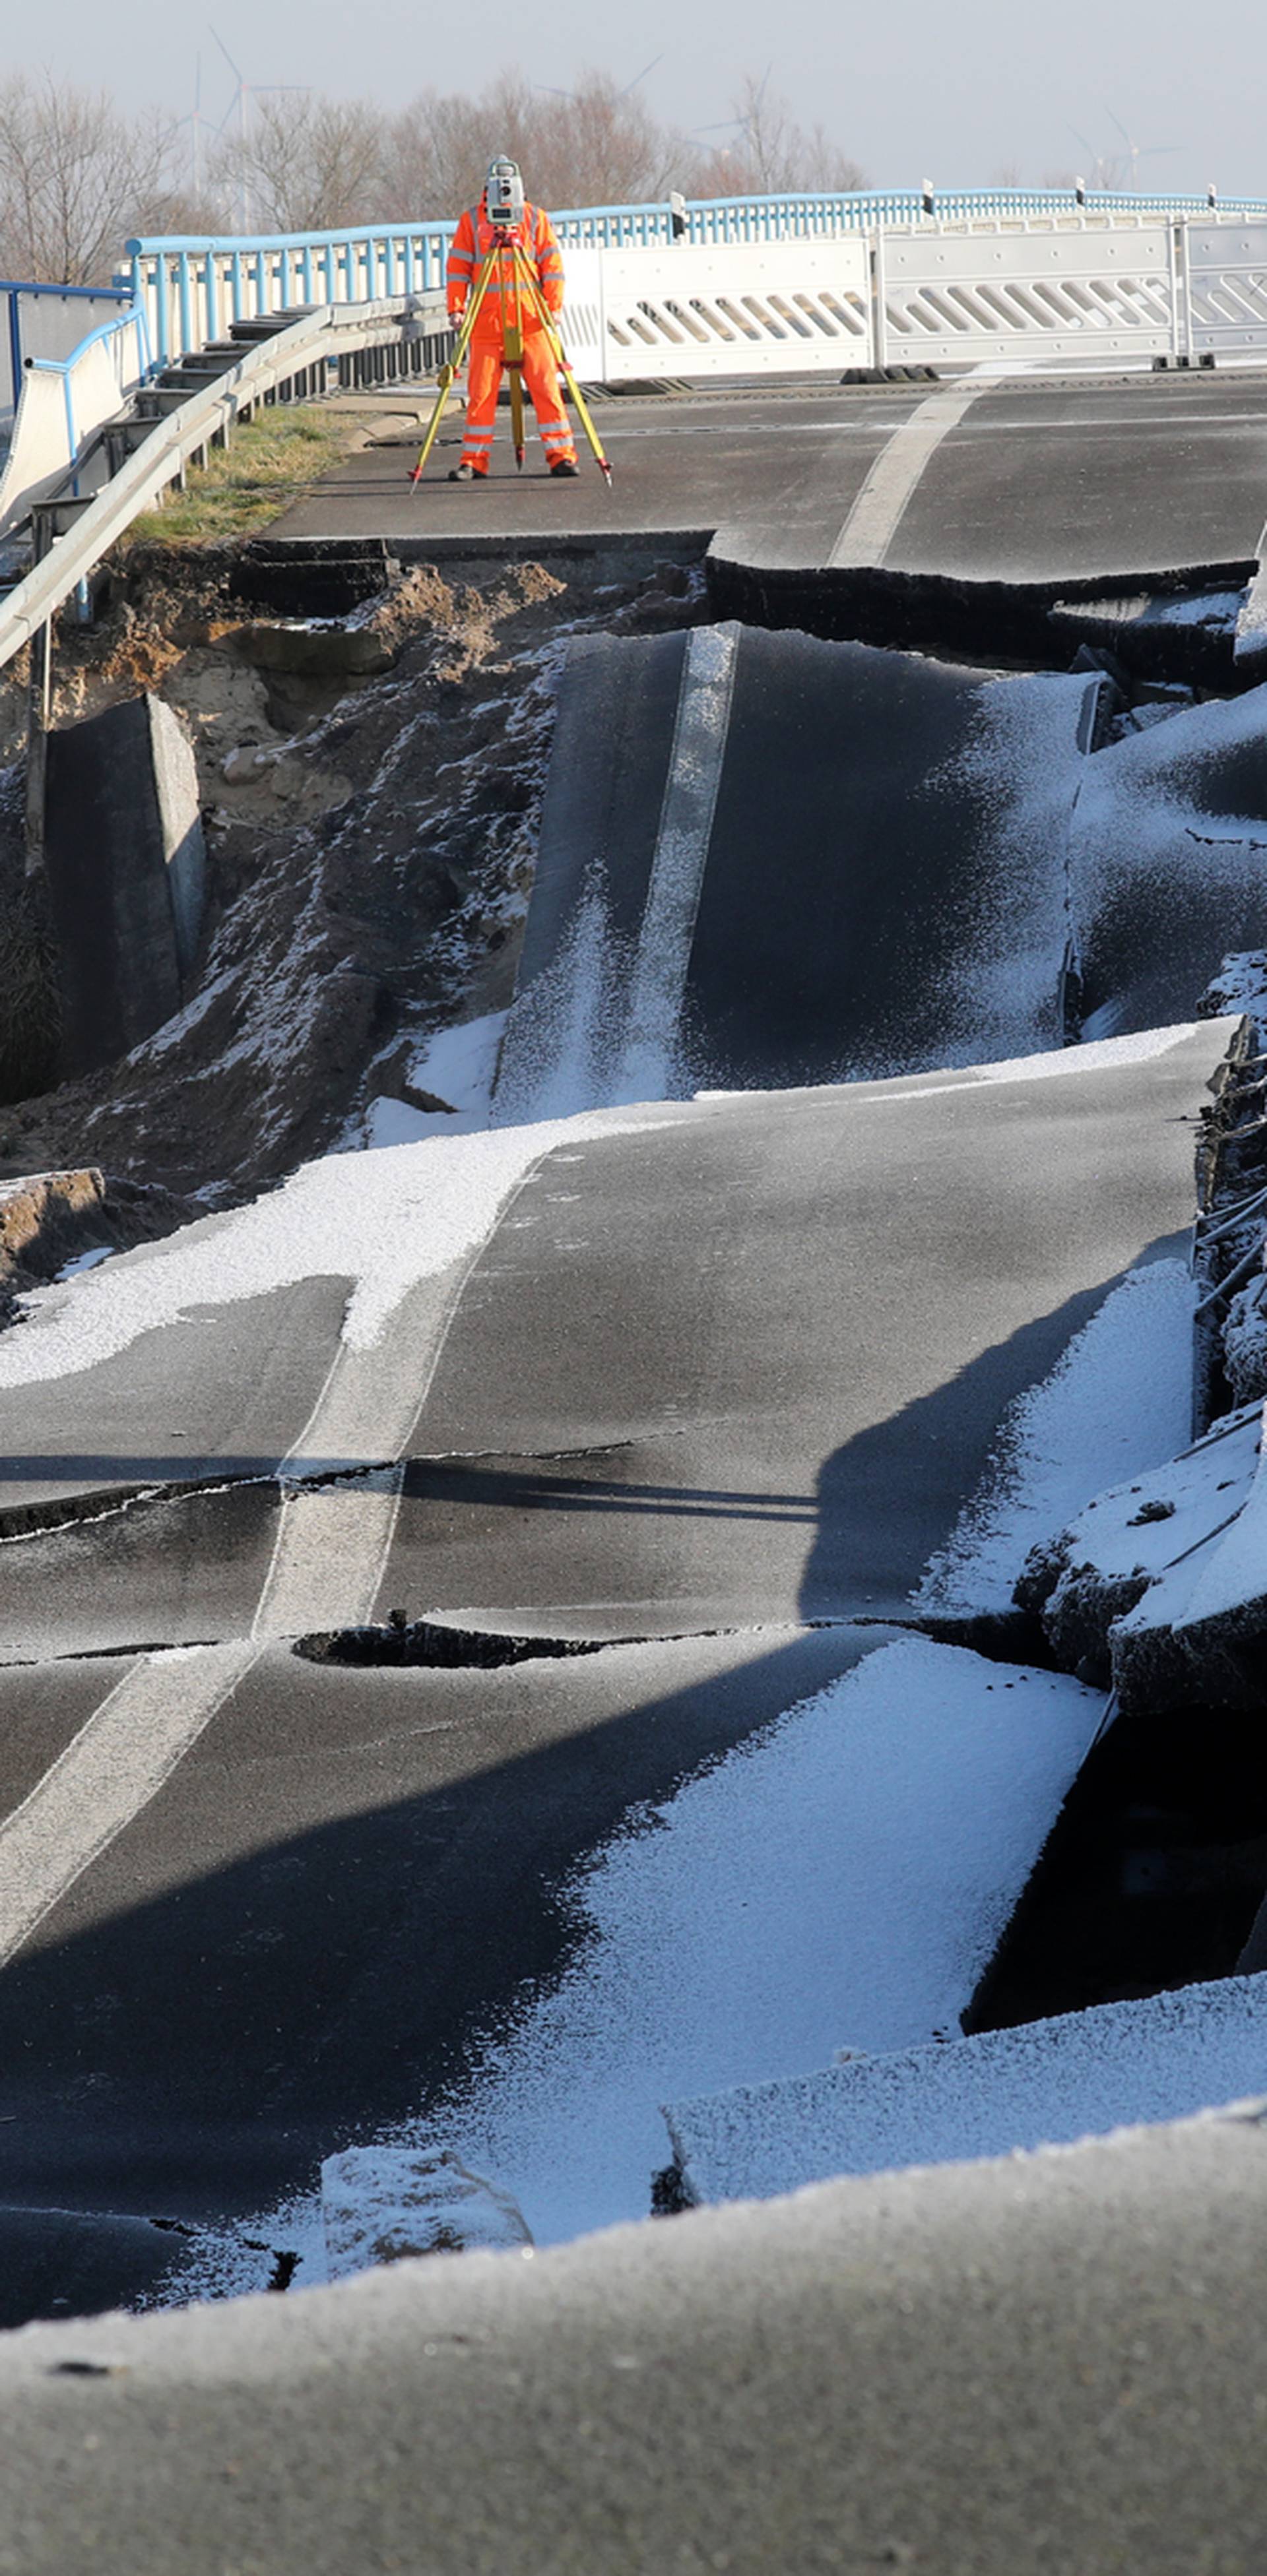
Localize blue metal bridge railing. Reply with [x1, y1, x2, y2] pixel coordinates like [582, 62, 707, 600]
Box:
[126, 186, 1267, 368]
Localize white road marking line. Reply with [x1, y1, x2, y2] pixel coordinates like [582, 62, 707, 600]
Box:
[1, 1111, 665, 1954]
[828, 383, 991, 569]
[252, 1170, 557, 1637]
[251, 1465, 405, 1640]
[614, 622, 740, 1104]
[0, 1642, 259, 1968]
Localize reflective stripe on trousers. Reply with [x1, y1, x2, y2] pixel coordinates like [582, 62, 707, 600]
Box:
[461, 334, 577, 470]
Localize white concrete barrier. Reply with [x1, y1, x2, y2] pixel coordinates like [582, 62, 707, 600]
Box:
[0, 307, 149, 540]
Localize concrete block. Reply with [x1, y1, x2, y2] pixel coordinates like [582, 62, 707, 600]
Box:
[321, 2146, 533, 2279]
[44, 695, 206, 1077]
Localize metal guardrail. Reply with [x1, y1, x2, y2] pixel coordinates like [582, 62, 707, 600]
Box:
[127, 192, 1267, 379]
[127, 226, 453, 366]
[127, 185, 1267, 365]
[0, 294, 445, 680]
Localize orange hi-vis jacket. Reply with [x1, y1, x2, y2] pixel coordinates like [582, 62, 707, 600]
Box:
[446, 200, 566, 345]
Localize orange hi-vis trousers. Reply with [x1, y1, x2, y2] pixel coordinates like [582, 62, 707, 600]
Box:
[461, 329, 576, 476]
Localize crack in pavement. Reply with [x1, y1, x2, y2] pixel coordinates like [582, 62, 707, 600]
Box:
[0, 1440, 682, 1551]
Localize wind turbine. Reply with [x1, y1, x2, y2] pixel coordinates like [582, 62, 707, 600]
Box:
[209, 26, 308, 229]
[691, 61, 785, 189]
[692, 63, 774, 150]
[1105, 108, 1183, 191]
[1068, 125, 1115, 193]
[536, 56, 665, 103]
[174, 53, 212, 203]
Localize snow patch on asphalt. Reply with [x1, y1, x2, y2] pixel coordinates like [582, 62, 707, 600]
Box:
[665, 1970, 1267, 2207]
[0, 1105, 672, 1392]
[880, 1022, 1208, 1098]
[915, 1257, 1196, 1615]
[1070, 685, 1267, 965]
[915, 672, 1088, 1069]
[160, 1633, 1100, 2292]
[492, 887, 633, 1125]
[375, 1635, 1100, 2248]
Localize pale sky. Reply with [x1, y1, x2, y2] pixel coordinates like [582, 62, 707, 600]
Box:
[17, 0, 1267, 202]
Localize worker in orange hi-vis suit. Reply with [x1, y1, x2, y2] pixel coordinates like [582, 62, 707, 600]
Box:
[445, 157, 579, 481]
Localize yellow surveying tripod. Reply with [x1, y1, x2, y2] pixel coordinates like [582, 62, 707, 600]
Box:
[409, 232, 612, 486]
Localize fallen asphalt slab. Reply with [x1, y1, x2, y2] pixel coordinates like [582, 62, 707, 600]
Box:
[0, 2102, 1264, 2576]
[494, 627, 1097, 1114]
[498, 625, 1267, 1116]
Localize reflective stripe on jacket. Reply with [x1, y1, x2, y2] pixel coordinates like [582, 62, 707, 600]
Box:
[446, 199, 566, 337]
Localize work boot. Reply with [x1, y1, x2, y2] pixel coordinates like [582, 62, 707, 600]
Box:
[448, 463, 487, 482]
[549, 459, 579, 478]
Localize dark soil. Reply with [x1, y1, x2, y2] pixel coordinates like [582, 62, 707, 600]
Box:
[0, 543, 703, 1201]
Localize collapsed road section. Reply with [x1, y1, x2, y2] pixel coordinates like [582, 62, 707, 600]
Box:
[0, 1014, 1241, 2323]
[495, 617, 1267, 1115]
[1, 421, 1266, 2373]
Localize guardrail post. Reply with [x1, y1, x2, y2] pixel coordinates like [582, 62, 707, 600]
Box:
[1177, 218, 1195, 362]
[6, 292, 20, 412]
[871, 229, 888, 371]
[178, 253, 192, 361]
[24, 509, 55, 873]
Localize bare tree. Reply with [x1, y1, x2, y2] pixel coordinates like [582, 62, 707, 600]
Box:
[0, 61, 866, 282]
[0, 73, 176, 282]
[382, 67, 693, 219]
[379, 75, 535, 224]
[527, 72, 688, 207]
[691, 74, 864, 197]
[210, 92, 383, 234]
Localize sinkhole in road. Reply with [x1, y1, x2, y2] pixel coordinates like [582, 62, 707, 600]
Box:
[963, 1695, 1267, 2036]
[961, 1071, 1267, 2040]
[295, 1610, 607, 1670]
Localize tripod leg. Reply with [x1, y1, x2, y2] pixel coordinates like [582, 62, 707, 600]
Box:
[509, 363, 526, 470]
[505, 258, 527, 470]
[512, 250, 612, 484]
[556, 356, 613, 486]
[410, 249, 497, 484]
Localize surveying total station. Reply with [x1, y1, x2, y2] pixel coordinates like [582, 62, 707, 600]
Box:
[410, 162, 612, 486]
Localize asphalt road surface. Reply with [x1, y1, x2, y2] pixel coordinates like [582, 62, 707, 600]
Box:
[2, 346, 1264, 2558]
[495, 623, 1267, 1109]
[275, 371, 1267, 581]
[0, 1023, 1231, 2303]
[3, 2108, 1266, 2576]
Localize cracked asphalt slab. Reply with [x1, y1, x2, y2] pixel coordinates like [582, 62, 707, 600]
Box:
[3, 2108, 1266, 2576]
[0, 1024, 1233, 2308]
[381, 1037, 1226, 1635]
[273, 371, 1267, 582]
[0, 1626, 893, 2241]
[0, 1029, 1227, 1664]
[0, 1275, 354, 1513]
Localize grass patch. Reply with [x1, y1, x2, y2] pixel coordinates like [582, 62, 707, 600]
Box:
[126, 405, 360, 546]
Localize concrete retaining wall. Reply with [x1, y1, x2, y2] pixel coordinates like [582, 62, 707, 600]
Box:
[44, 695, 205, 1077]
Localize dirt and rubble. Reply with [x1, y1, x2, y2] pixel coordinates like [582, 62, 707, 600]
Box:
[0, 541, 704, 1202]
